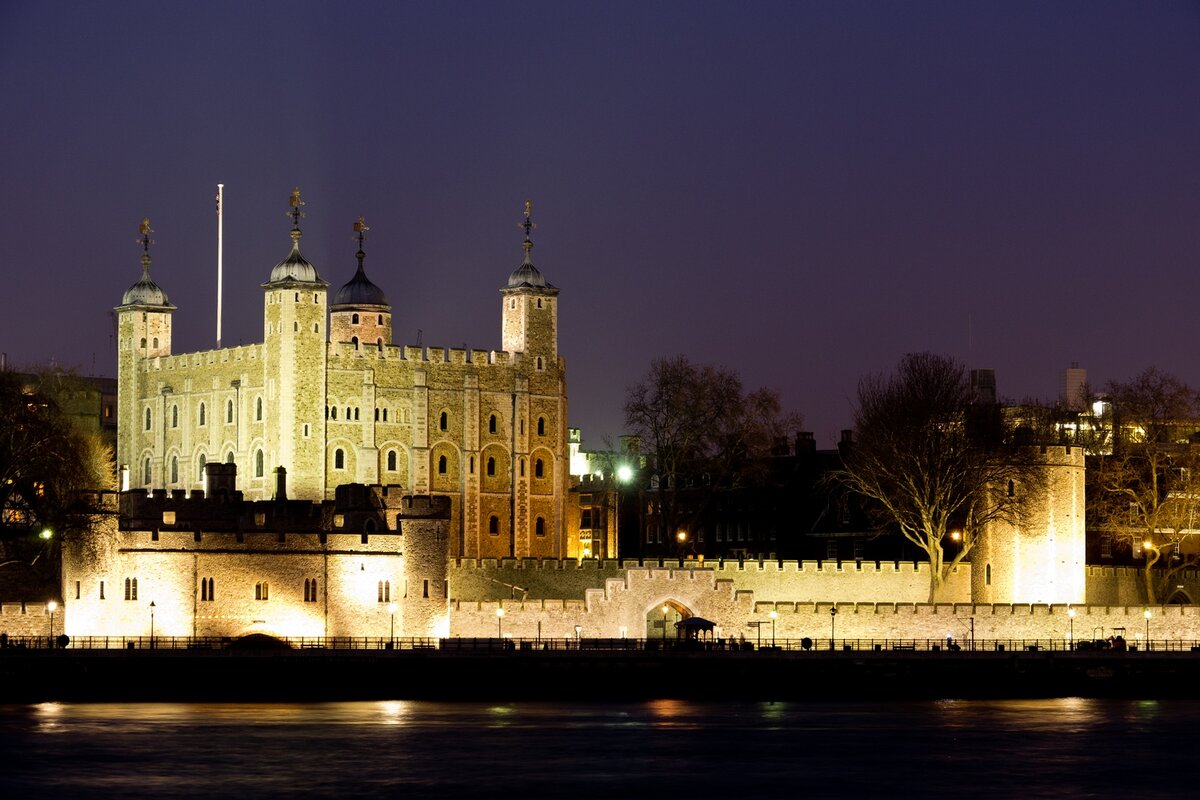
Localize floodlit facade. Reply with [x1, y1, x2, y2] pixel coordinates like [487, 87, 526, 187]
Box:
[114, 196, 568, 560]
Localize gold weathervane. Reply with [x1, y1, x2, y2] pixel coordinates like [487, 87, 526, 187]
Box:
[287, 187, 306, 233]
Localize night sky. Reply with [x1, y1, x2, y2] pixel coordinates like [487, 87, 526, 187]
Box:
[2, 2, 1198, 448]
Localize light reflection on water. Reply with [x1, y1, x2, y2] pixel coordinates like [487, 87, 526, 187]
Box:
[1, 698, 1197, 798]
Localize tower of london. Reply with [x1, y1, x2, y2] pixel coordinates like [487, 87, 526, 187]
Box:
[114, 192, 568, 561]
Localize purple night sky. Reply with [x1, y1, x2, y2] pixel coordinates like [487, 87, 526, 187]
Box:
[1, 2, 1197, 448]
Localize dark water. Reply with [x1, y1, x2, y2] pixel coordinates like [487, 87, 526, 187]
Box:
[0, 698, 1191, 798]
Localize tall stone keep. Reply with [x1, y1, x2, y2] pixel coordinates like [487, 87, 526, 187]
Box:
[115, 218, 175, 487]
[262, 189, 329, 500]
[972, 445, 1087, 605]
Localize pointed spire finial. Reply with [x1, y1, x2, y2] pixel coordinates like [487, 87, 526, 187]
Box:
[288, 187, 306, 241]
[353, 216, 369, 271]
[136, 217, 155, 270]
[520, 200, 535, 263]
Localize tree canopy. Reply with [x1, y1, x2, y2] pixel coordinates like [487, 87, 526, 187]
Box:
[1087, 367, 1200, 604]
[836, 352, 1040, 601]
[0, 369, 114, 566]
[623, 355, 801, 546]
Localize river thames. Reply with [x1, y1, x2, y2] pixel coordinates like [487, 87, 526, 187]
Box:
[0, 698, 1191, 798]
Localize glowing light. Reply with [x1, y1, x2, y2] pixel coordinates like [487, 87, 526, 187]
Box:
[616, 465, 633, 483]
[950, 530, 961, 542]
[39, 528, 52, 540]
[676, 530, 687, 543]
[47, 601, 58, 613]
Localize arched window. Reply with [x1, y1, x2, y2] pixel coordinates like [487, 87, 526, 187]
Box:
[330, 406, 337, 420]
[535, 458, 544, 478]
[387, 450, 397, 471]
[354, 408, 360, 421]
[124, 577, 138, 601]
[535, 517, 545, 537]
[489, 415, 497, 434]
[225, 450, 234, 464]
[382, 409, 388, 422]
[140, 337, 147, 348]
[255, 582, 269, 601]
[172, 405, 178, 428]
[199, 402, 206, 426]
[985, 564, 992, 585]
[438, 455, 447, 474]
[170, 456, 178, 484]
[345, 407, 351, 419]
[334, 449, 345, 470]
[143, 458, 151, 485]
[198, 454, 207, 480]
[226, 399, 234, 424]
[489, 516, 499, 535]
[537, 357, 543, 370]
[377, 338, 383, 348]
[377, 314, 383, 325]
[304, 578, 318, 602]
[144, 408, 152, 431]
[439, 411, 448, 431]
[1007, 480, 1015, 497]
[352, 336, 359, 350]
[374, 408, 379, 421]
[487, 457, 495, 477]
[378, 580, 390, 602]
[352, 313, 359, 324]
[152, 337, 159, 349]
[255, 449, 264, 478]
[537, 417, 545, 436]
[201, 577, 214, 601]
[256, 397, 263, 421]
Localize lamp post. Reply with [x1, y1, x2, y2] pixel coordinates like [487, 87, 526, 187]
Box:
[1068, 607, 1076, 650]
[1144, 608, 1151, 651]
[388, 602, 398, 647]
[47, 601, 57, 646]
[769, 609, 778, 648]
[829, 606, 837, 650]
[615, 464, 632, 558]
[662, 605, 669, 642]
[149, 601, 156, 649]
[496, 606, 505, 638]
[574, 624, 582, 646]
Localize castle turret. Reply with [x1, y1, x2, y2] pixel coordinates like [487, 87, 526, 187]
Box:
[262, 188, 329, 500]
[330, 216, 392, 349]
[115, 218, 175, 486]
[972, 445, 1087, 605]
[501, 201, 559, 365]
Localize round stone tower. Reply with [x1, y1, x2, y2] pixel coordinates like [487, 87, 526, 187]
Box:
[115, 218, 175, 486]
[972, 444, 1087, 604]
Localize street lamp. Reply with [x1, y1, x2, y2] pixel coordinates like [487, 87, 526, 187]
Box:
[829, 606, 838, 650]
[1068, 607, 1076, 649]
[574, 624, 582, 646]
[769, 609, 778, 648]
[496, 606, 505, 638]
[47, 601, 57, 646]
[662, 605, 669, 642]
[388, 602, 398, 647]
[149, 601, 156, 649]
[1144, 608, 1151, 651]
[614, 464, 632, 559]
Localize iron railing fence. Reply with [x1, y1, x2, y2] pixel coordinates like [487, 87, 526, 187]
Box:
[3, 635, 1200, 653]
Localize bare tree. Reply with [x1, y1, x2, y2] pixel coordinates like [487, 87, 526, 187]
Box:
[624, 355, 801, 545]
[1088, 367, 1200, 604]
[836, 353, 1039, 602]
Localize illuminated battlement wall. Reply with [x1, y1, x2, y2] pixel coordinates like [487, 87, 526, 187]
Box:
[326, 343, 559, 371]
[1086, 566, 1200, 606]
[449, 558, 971, 604]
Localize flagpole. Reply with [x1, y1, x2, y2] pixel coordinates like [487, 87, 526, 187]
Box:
[216, 183, 224, 349]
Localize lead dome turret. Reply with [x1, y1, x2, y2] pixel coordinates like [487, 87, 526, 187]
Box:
[330, 217, 392, 348]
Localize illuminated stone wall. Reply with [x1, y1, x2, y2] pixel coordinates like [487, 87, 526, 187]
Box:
[58, 490, 451, 641]
[973, 445, 1087, 605]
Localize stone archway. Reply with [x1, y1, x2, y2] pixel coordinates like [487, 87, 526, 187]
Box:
[646, 599, 691, 640]
[1166, 589, 1194, 605]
